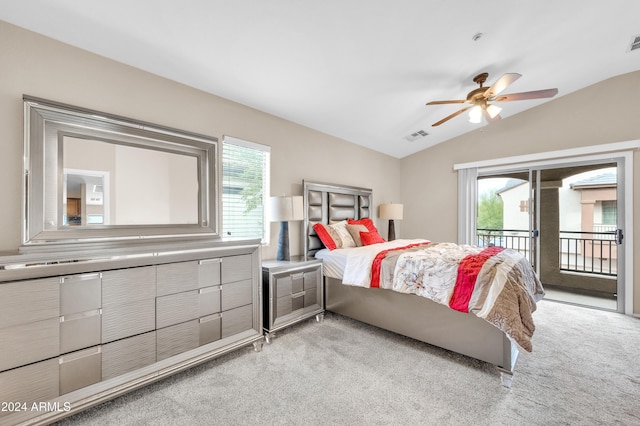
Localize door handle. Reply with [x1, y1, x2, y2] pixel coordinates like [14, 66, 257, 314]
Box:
[615, 229, 623, 245]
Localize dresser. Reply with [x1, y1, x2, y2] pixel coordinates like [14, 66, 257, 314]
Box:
[0, 240, 263, 426]
[262, 257, 323, 343]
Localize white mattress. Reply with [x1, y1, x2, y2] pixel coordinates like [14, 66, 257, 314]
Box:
[314, 239, 429, 281]
[314, 248, 348, 279]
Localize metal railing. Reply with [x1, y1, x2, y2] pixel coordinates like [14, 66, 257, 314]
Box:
[477, 228, 617, 277]
[559, 231, 617, 276]
[476, 228, 531, 260]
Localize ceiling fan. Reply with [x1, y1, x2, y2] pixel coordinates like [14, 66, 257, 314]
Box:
[426, 72, 558, 126]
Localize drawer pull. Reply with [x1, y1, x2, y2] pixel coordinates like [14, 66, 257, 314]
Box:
[61, 272, 101, 283]
[199, 286, 221, 294]
[59, 346, 101, 363]
[291, 291, 306, 299]
[199, 313, 222, 323]
[199, 258, 222, 265]
[290, 272, 304, 280]
[60, 309, 102, 322]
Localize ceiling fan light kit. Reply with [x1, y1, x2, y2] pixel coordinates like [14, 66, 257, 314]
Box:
[426, 72, 558, 127]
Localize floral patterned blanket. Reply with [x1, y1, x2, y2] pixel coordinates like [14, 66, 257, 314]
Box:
[341, 240, 545, 351]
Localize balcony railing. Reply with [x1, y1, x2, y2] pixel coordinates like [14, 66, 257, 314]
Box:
[559, 230, 617, 276]
[476, 228, 531, 260]
[476, 228, 617, 277]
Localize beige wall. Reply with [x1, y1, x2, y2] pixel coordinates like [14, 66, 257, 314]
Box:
[2, 20, 637, 312]
[400, 71, 640, 314]
[0, 21, 400, 259]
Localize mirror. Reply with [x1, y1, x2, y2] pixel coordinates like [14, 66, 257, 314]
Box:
[23, 96, 218, 249]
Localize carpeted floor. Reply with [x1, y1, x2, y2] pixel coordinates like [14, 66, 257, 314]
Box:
[54, 300, 640, 425]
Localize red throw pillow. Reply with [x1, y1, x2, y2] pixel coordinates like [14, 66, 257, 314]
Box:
[313, 223, 339, 250]
[360, 230, 385, 246]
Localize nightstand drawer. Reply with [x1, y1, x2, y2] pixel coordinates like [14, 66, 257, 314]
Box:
[303, 268, 321, 290]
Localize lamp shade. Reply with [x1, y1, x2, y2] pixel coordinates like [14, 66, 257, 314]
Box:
[269, 196, 304, 222]
[379, 203, 403, 220]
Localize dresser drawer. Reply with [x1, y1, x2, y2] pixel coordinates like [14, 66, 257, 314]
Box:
[0, 317, 60, 372]
[221, 304, 253, 338]
[102, 266, 156, 306]
[156, 261, 199, 296]
[157, 320, 199, 361]
[102, 331, 156, 380]
[102, 298, 156, 343]
[221, 254, 252, 283]
[198, 285, 221, 317]
[0, 277, 59, 328]
[0, 358, 59, 414]
[59, 346, 102, 395]
[199, 314, 221, 345]
[156, 290, 199, 329]
[60, 273, 101, 316]
[60, 309, 102, 354]
[198, 258, 222, 288]
[221, 279, 253, 311]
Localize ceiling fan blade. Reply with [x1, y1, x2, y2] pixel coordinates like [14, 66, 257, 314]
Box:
[426, 100, 468, 105]
[431, 106, 471, 126]
[483, 73, 522, 99]
[493, 88, 559, 102]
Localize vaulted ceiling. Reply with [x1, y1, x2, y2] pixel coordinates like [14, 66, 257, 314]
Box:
[2, 1, 640, 158]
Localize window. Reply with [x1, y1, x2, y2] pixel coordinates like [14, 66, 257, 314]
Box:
[222, 136, 270, 242]
[601, 200, 617, 225]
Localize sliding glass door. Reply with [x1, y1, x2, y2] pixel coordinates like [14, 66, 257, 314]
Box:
[475, 160, 623, 312]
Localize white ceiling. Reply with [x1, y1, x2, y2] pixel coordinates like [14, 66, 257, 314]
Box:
[2, 1, 640, 158]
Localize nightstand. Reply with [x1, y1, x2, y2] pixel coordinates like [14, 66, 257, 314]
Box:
[262, 257, 324, 343]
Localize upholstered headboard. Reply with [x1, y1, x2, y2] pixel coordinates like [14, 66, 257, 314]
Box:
[303, 180, 373, 259]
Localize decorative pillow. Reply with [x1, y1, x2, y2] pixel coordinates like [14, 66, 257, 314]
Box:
[313, 223, 341, 250]
[360, 230, 386, 246]
[346, 224, 369, 247]
[313, 221, 357, 250]
[348, 218, 378, 234]
[330, 220, 357, 248]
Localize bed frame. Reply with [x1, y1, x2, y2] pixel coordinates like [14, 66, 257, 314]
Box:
[302, 180, 518, 387]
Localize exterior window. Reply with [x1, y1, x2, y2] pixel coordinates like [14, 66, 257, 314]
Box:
[222, 136, 270, 242]
[601, 200, 616, 225]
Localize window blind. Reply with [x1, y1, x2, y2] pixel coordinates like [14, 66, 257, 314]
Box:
[222, 136, 270, 241]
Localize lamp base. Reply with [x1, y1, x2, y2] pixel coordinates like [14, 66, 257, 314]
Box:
[276, 221, 290, 261]
[388, 220, 396, 241]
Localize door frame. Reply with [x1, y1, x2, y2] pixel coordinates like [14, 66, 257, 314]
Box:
[455, 140, 638, 315]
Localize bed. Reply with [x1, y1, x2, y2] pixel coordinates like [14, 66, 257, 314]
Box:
[302, 180, 544, 387]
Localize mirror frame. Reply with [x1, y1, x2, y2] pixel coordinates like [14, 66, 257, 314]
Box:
[22, 96, 219, 250]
